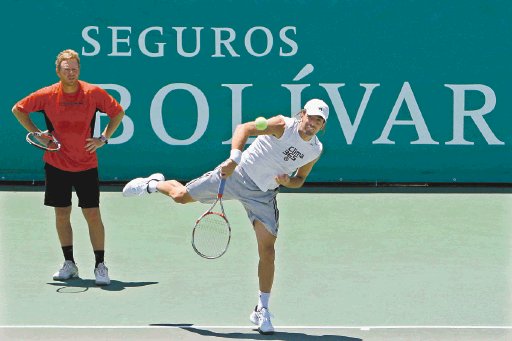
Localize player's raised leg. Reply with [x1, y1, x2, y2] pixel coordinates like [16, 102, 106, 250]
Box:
[123, 173, 195, 204]
[156, 180, 195, 204]
[122, 173, 165, 197]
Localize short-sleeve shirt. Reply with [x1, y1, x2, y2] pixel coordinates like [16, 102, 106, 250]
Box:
[15, 80, 123, 172]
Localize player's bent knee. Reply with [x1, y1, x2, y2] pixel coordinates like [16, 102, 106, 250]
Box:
[171, 190, 194, 204]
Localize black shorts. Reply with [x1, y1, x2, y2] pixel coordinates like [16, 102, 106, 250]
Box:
[44, 163, 100, 208]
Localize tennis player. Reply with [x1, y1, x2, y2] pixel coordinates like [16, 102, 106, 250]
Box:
[12, 49, 125, 286]
[123, 98, 328, 334]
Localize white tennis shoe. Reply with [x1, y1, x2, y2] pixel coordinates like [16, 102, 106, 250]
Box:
[94, 262, 110, 286]
[122, 173, 165, 197]
[250, 306, 274, 335]
[52, 260, 79, 280]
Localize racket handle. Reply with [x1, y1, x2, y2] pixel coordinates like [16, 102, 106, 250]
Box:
[218, 178, 226, 198]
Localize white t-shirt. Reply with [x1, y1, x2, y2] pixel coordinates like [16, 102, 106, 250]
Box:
[239, 116, 323, 192]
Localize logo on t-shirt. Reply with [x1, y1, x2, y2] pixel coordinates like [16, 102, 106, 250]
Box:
[283, 146, 304, 161]
[60, 101, 84, 106]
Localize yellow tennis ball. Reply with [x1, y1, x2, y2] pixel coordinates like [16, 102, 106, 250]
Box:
[255, 117, 268, 130]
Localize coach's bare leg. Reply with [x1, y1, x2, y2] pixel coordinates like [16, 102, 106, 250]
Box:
[82, 207, 105, 250]
[156, 180, 195, 204]
[254, 220, 277, 293]
[55, 206, 73, 246]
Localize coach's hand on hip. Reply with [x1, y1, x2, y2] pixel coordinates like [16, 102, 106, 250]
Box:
[85, 137, 107, 153]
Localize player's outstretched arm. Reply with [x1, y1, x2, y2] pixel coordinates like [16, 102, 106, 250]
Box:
[221, 116, 287, 178]
[232, 115, 286, 150]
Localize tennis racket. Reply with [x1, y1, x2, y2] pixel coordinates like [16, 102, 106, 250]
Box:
[192, 178, 231, 259]
[26, 131, 61, 151]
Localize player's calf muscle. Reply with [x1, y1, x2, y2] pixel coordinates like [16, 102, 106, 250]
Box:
[157, 180, 193, 204]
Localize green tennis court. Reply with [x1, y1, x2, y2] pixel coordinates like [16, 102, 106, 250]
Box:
[1, 187, 511, 340]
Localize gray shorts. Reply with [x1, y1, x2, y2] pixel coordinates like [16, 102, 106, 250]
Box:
[186, 167, 280, 236]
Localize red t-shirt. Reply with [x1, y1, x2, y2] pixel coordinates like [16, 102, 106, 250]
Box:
[15, 81, 123, 172]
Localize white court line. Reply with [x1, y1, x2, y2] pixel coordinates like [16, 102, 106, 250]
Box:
[0, 325, 512, 330]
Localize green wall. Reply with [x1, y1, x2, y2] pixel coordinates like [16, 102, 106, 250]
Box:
[2, 1, 511, 183]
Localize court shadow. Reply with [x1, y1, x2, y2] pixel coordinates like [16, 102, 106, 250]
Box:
[47, 278, 158, 292]
[150, 324, 361, 340]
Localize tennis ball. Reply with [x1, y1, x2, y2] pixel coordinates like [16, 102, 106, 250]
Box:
[255, 117, 268, 130]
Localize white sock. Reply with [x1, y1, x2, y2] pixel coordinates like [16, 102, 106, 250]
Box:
[257, 291, 270, 310]
[148, 180, 159, 193]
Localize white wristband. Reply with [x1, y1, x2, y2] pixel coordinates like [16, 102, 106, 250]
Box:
[229, 149, 242, 164]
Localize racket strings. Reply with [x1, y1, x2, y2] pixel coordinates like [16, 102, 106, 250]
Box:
[194, 213, 230, 258]
[27, 132, 60, 151]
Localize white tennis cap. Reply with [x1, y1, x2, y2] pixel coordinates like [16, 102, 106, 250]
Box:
[304, 99, 329, 121]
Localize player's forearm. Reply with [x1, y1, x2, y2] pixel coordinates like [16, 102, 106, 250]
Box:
[231, 123, 250, 151]
[12, 107, 39, 132]
[282, 159, 318, 188]
[282, 175, 306, 189]
[102, 110, 125, 138]
[227, 124, 249, 165]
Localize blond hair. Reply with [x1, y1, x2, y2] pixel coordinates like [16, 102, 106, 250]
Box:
[55, 49, 80, 69]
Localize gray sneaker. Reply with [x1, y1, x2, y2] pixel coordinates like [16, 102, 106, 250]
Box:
[122, 173, 165, 197]
[94, 262, 110, 286]
[53, 260, 79, 280]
